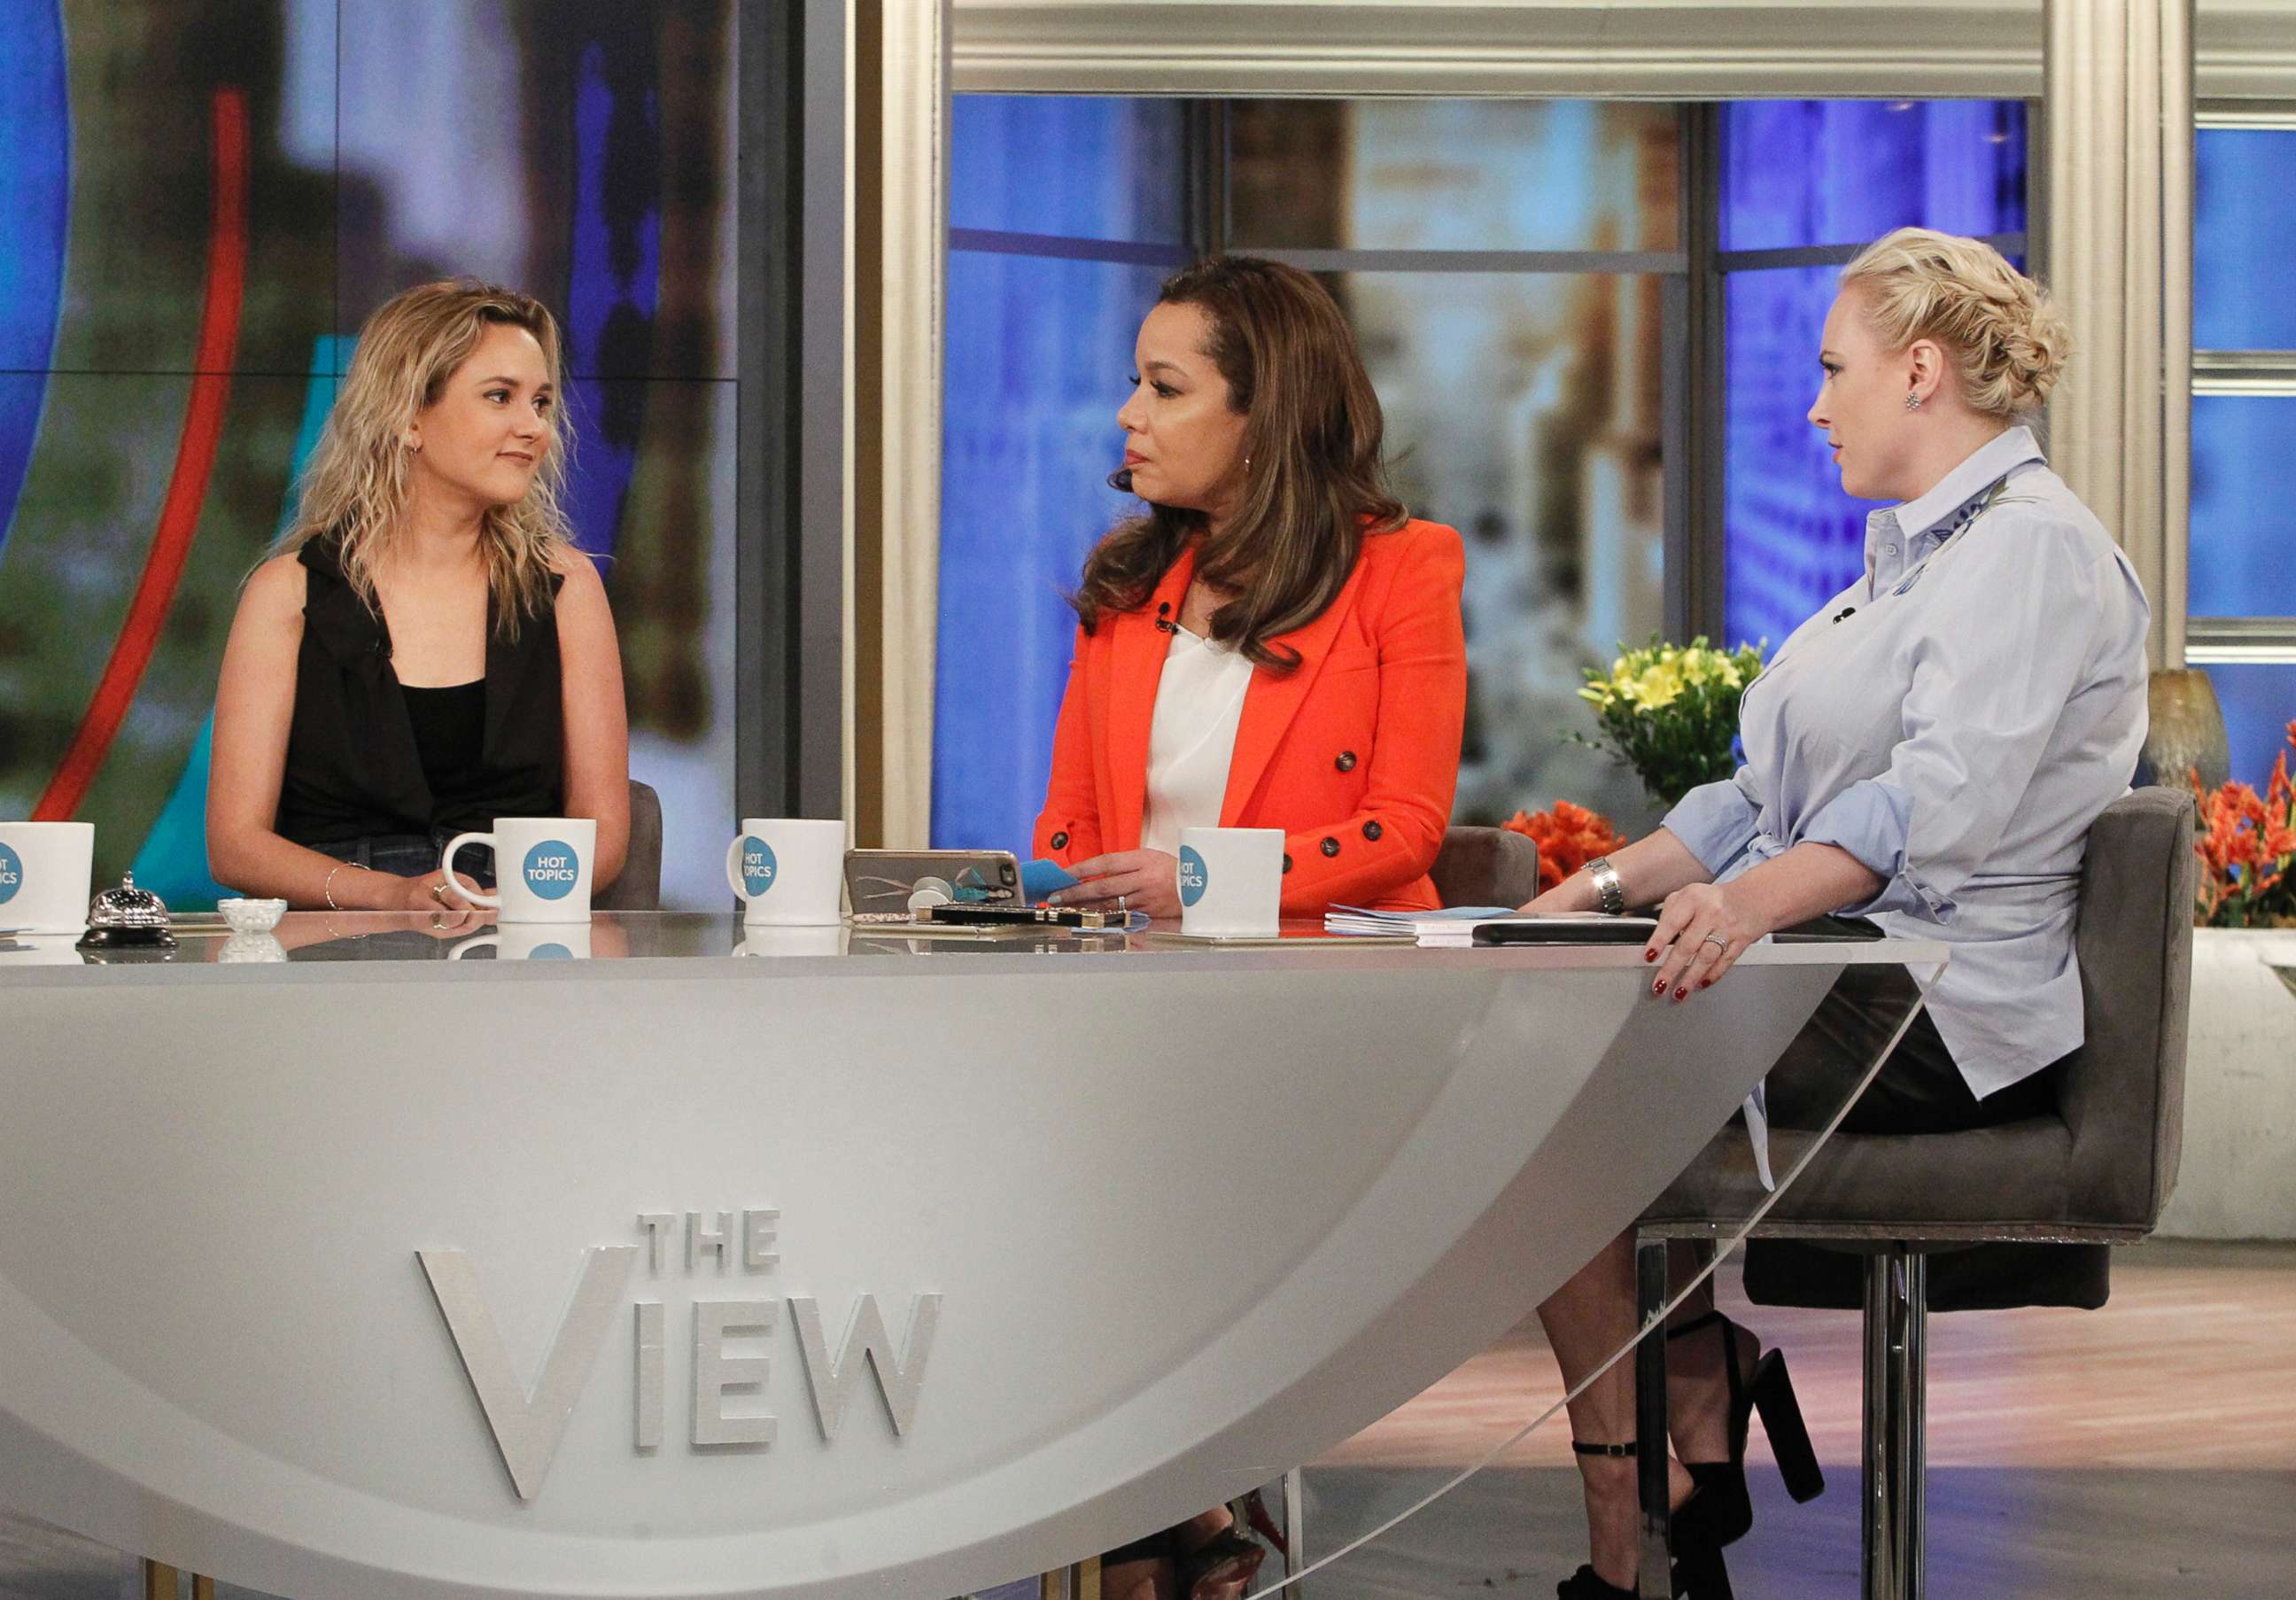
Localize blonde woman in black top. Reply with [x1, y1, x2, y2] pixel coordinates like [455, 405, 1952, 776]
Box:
[208, 280, 629, 910]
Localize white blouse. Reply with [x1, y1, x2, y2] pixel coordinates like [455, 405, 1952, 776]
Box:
[1140, 625, 1255, 857]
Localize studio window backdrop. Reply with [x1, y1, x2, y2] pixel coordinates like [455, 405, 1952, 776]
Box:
[1718, 99, 2028, 656]
[0, 0, 741, 909]
[935, 97, 2032, 853]
[2189, 117, 2296, 790]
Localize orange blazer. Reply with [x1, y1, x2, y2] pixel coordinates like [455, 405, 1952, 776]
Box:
[1032, 519, 1467, 915]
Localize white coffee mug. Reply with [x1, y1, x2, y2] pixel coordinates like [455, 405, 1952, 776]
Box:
[0, 821, 97, 935]
[441, 817, 596, 924]
[1177, 825, 1284, 937]
[725, 818, 845, 927]
[450, 924, 593, 961]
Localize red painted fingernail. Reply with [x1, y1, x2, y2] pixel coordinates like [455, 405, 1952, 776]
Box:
[1673, 987, 1687, 1001]
[1652, 978, 1665, 995]
[1698, 979, 1711, 990]
[1644, 949, 1658, 962]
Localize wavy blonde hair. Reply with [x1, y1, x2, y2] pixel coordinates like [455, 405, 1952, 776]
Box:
[277, 279, 575, 638]
[1840, 228, 2073, 420]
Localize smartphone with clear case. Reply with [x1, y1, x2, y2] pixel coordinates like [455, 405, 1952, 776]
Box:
[842, 849, 1023, 919]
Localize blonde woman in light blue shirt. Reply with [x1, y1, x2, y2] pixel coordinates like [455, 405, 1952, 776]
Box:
[1524, 229, 2150, 1600]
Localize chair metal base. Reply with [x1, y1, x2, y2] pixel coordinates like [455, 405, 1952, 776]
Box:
[1633, 1235, 1931, 1600]
[1279, 1466, 1307, 1596]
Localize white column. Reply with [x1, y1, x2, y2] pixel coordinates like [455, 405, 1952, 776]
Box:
[2044, 0, 2193, 668]
[848, 0, 949, 847]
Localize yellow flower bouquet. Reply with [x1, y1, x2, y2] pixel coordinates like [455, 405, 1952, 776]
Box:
[1572, 636, 1766, 806]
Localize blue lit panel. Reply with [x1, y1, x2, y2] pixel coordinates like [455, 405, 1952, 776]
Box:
[935, 250, 1172, 853]
[1723, 265, 1887, 655]
[2191, 394, 2296, 618]
[2202, 664, 2296, 793]
[950, 97, 1188, 244]
[2196, 129, 2296, 352]
[1721, 100, 2027, 252]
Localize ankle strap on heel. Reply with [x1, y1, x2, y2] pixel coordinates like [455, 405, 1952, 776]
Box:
[1571, 1439, 1637, 1457]
[1666, 1309, 1726, 1341]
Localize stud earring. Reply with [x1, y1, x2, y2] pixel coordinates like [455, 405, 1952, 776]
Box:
[1904, 392, 1924, 413]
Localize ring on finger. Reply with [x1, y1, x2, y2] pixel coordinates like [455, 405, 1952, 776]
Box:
[1701, 931, 1729, 952]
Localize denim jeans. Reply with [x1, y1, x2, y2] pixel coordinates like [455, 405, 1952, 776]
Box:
[310, 829, 496, 889]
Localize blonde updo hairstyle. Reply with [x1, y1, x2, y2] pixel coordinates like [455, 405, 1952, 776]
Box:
[277, 278, 575, 638]
[1838, 228, 2072, 421]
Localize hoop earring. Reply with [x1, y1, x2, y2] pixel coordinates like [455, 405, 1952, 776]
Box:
[1904, 392, 1924, 413]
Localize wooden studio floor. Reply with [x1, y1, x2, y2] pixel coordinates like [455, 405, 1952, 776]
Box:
[5, 1242, 2292, 1600]
[1292, 1239, 2296, 1598]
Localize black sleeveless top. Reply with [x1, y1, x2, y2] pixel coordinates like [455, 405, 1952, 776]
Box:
[274, 539, 566, 847]
[400, 680, 488, 804]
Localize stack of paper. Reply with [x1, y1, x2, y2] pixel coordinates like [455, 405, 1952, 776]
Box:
[1323, 905, 1659, 948]
[1324, 905, 1516, 947]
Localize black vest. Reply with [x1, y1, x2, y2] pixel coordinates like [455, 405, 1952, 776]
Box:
[274, 539, 565, 847]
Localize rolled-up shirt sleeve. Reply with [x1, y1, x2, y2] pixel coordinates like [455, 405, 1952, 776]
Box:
[1662, 769, 1764, 879]
[1812, 516, 2123, 923]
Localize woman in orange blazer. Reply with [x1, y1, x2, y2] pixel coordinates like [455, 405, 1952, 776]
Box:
[1034, 256, 1466, 932]
[1032, 256, 1465, 1595]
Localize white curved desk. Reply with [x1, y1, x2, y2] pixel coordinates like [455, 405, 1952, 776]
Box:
[0, 913, 1941, 1599]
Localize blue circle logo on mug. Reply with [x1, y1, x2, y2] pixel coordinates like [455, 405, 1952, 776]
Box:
[1177, 844, 1210, 907]
[0, 843, 20, 906]
[523, 840, 581, 900]
[740, 835, 778, 897]
[531, 943, 575, 959]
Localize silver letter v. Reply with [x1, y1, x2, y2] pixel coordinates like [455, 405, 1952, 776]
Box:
[418, 1246, 638, 1500]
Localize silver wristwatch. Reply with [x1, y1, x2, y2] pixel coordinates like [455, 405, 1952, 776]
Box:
[1585, 855, 1626, 915]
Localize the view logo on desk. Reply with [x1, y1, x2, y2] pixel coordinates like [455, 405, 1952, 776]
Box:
[1177, 844, 1209, 907]
[418, 1207, 942, 1502]
[0, 843, 19, 905]
[522, 840, 583, 900]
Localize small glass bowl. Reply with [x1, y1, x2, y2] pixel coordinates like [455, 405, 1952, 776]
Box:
[217, 897, 288, 934]
[218, 931, 288, 963]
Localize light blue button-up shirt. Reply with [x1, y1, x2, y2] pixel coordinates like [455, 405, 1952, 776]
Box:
[1664, 425, 2150, 1099]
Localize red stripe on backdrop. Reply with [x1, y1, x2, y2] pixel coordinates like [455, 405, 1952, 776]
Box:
[34, 87, 250, 822]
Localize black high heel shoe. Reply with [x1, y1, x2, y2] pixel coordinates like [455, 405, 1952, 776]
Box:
[1174, 1518, 1265, 1600]
[1663, 1310, 1825, 1596]
[1555, 1440, 1684, 1599]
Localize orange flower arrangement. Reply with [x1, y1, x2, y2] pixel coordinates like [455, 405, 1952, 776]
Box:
[1502, 800, 1631, 896]
[2191, 719, 2296, 928]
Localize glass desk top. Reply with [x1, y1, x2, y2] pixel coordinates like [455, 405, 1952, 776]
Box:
[0, 909, 1945, 977]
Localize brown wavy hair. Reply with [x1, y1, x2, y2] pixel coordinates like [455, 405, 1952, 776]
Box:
[275, 279, 575, 639]
[1071, 256, 1404, 671]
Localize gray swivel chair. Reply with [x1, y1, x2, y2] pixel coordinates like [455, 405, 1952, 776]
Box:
[1633, 787, 2198, 1599]
[593, 779, 664, 912]
[1430, 822, 1545, 910]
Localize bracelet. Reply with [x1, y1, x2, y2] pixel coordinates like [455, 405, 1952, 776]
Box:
[1584, 855, 1626, 916]
[322, 861, 371, 912]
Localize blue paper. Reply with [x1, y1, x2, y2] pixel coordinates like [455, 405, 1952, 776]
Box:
[1021, 858, 1081, 902]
